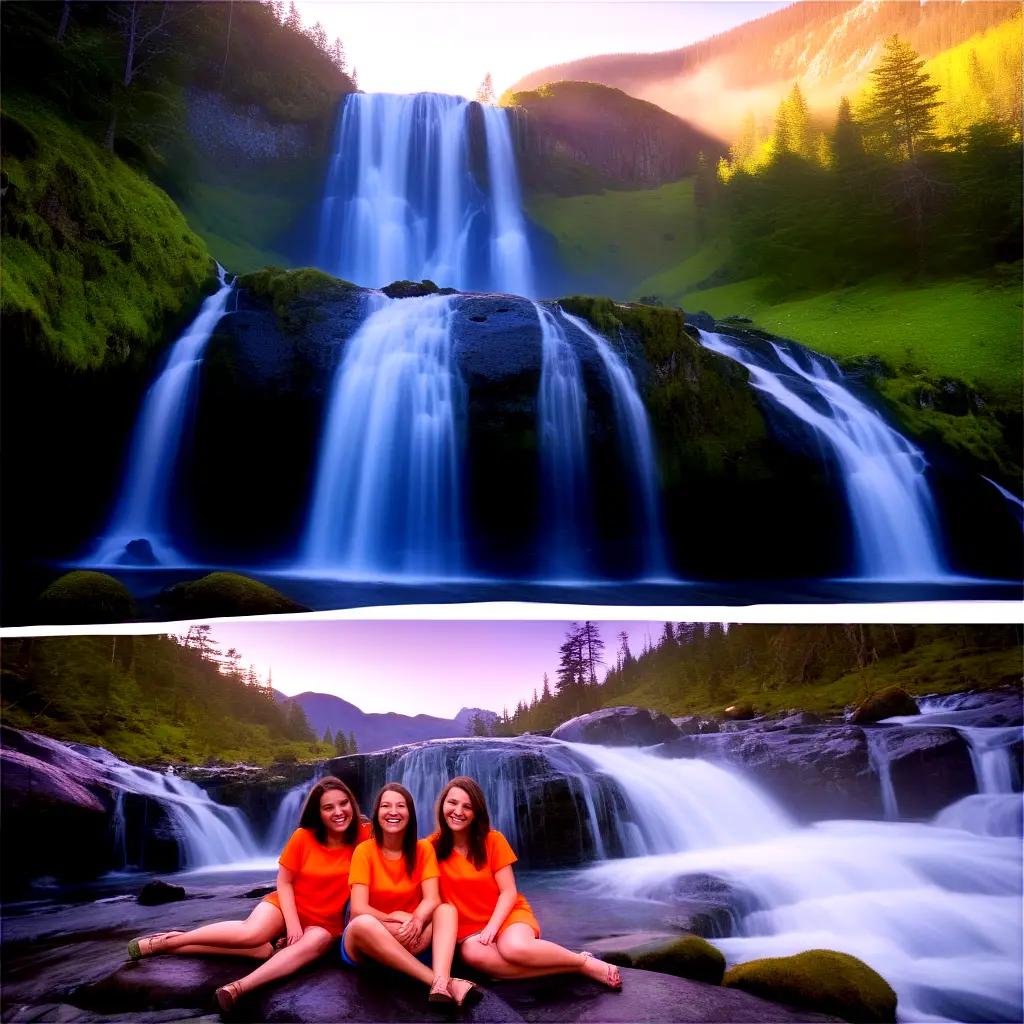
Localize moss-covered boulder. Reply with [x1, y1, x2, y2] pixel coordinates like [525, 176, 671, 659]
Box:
[237, 266, 357, 319]
[626, 936, 727, 985]
[723, 949, 897, 1023]
[724, 702, 757, 720]
[156, 573, 308, 619]
[851, 686, 919, 724]
[37, 572, 138, 624]
[381, 279, 440, 299]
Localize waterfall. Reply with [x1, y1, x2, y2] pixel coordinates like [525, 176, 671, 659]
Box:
[864, 729, 900, 820]
[89, 266, 234, 566]
[265, 780, 314, 854]
[697, 329, 948, 581]
[535, 303, 591, 577]
[317, 93, 533, 295]
[481, 104, 534, 298]
[567, 742, 1021, 1024]
[75, 744, 259, 869]
[301, 293, 465, 578]
[564, 312, 668, 578]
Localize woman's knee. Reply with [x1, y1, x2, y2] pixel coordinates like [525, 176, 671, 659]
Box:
[459, 940, 490, 969]
[301, 927, 334, 954]
[496, 935, 533, 964]
[433, 902, 457, 924]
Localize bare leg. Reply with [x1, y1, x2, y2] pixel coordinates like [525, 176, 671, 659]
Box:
[133, 902, 282, 958]
[173, 942, 274, 960]
[461, 938, 571, 980]
[343, 915, 434, 986]
[496, 925, 620, 988]
[227, 926, 334, 996]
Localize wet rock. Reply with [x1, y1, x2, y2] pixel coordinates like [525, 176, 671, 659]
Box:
[628, 935, 726, 985]
[685, 311, 716, 332]
[552, 707, 680, 747]
[118, 539, 158, 566]
[723, 703, 757, 721]
[868, 726, 974, 819]
[851, 687, 918, 724]
[381, 279, 439, 299]
[137, 881, 186, 906]
[156, 573, 308, 619]
[724, 949, 897, 1023]
[666, 874, 760, 938]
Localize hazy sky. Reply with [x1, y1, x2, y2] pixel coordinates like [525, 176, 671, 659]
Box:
[295, 1, 787, 97]
[212, 618, 667, 717]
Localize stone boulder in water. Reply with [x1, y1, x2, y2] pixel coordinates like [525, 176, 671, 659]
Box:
[36, 570, 138, 625]
[156, 572, 309, 619]
[552, 707, 681, 747]
[601, 934, 726, 985]
[723, 949, 897, 1023]
[851, 686, 919, 724]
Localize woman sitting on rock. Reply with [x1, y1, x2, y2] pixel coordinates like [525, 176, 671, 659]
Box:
[127, 775, 371, 1015]
[430, 776, 622, 990]
[341, 781, 483, 1007]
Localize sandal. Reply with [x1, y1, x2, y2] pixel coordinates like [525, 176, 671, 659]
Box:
[580, 951, 622, 991]
[428, 975, 455, 1004]
[126, 931, 181, 961]
[215, 981, 243, 1016]
[449, 978, 484, 1008]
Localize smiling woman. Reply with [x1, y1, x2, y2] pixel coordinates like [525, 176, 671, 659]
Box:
[126, 776, 371, 1015]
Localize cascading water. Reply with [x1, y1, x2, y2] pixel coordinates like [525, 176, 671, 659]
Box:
[535, 303, 591, 577]
[568, 742, 1022, 1023]
[301, 293, 465, 578]
[697, 329, 948, 581]
[89, 266, 234, 565]
[564, 312, 668, 578]
[72, 743, 259, 869]
[864, 729, 900, 820]
[317, 93, 533, 294]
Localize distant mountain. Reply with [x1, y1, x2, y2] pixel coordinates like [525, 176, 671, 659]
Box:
[275, 691, 499, 752]
[510, 1, 1019, 136]
[505, 82, 723, 194]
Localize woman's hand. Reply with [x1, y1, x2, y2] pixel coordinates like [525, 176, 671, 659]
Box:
[286, 925, 304, 946]
[396, 915, 424, 948]
[476, 924, 498, 946]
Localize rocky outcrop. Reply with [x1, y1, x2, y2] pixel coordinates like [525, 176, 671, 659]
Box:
[185, 88, 318, 164]
[851, 687, 919, 724]
[552, 707, 681, 746]
[504, 83, 723, 195]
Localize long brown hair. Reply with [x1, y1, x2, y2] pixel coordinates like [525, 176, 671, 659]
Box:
[298, 776, 361, 846]
[370, 782, 418, 876]
[433, 776, 490, 869]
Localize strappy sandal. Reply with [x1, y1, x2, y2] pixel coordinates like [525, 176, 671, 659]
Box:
[126, 931, 180, 961]
[580, 951, 623, 991]
[449, 978, 484, 1008]
[215, 981, 243, 1016]
[428, 975, 455, 1004]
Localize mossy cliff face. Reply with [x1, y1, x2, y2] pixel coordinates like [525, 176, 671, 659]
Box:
[559, 297, 846, 578]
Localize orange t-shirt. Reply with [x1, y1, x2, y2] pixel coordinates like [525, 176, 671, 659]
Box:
[348, 838, 440, 915]
[431, 830, 539, 941]
[263, 821, 372, 937]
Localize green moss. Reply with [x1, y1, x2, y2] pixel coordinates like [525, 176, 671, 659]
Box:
[157, 572, 308, 619]
[723, 949, 897, 1023]
[559, 296, 769, 486]
[1, 98, 212, 371]
[37, 572, 138, 625]
[630, 936, 726, 985]
[238, 266, 356, 319]
[723, 702, 757, 720]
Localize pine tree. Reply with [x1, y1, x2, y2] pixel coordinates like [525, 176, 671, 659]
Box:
[476, 72, 495, 105]
[832, 96, 864, 170]
[866, 35, 942, 159]
[541, 673, 552, 701]
[729, 112, 759, 172]
[332, 36, 346, 74]
[284, 0, 301, 32]
[347, 729, 358, 754]
[322, 727, 334, 748]
[334, 730, 349, 756]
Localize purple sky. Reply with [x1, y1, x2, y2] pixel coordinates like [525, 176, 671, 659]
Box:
[211, 619, 668, 717]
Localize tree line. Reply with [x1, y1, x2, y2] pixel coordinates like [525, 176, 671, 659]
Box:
[0, 629, 340, 766]
[494, 622, 1021, 734]
[691, 29, 1022, 291]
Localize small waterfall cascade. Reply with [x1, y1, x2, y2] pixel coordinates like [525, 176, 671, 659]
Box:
[885, 693, 1022, 838]
[564, 312, 668, 578]
[301, 293, 465, 578]
[73, 743, 259, 869]
[982, 475, 1024, 528]
[480, 104, 534, 298]
[89, 266, 234, 565]
[317, 93, 533, 294]
[571, 741, 1021, 1023]
[864, 729, 900, 820]
[697, 329, 948, 581]
[534, 303, 591, 577]
[265, 780, 313, 854]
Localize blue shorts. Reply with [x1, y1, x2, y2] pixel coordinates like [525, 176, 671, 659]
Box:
[339, 923, 432, 969]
